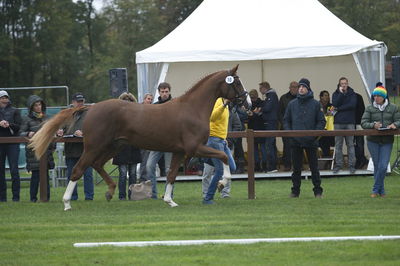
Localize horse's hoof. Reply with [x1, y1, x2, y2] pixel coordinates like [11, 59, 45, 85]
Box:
[164, 199, 179, 207]
[217, 181, 225, 192]
[105, 191, 113, 201]
[63, 201, 72, 211]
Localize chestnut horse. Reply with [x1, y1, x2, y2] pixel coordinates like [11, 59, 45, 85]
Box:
[29, 65, 250, 210]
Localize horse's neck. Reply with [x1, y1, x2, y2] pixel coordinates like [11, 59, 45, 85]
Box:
[181, 78, 220, 120]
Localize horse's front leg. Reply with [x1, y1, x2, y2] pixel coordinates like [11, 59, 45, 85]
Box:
[164, 152, 184, 207]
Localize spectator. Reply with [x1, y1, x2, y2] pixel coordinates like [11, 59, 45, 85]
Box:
[332, 77, 357, 174]
[19, 95, 55, 202]
[231, 104, 247, 174]
[283, 78, 325, 198]
[142, 93, 154, 104]
[56, 92, 94, 200]
[354, 92, 368, 169]
[112, 92, 142, 200]
[259, 81, 278, 172]
[247, 89, 266, 172]
[146, 82, 173, 199]
[318, 90, 335, 157]
[0, 90, 22, 202]
[139, 93, 153, 182]
[279, 81, 299, 171]
[202, 98, 236, 204]
[361, 86, 400, 198]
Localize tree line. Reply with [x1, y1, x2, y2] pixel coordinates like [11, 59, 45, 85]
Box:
[0, 0, 399, 107]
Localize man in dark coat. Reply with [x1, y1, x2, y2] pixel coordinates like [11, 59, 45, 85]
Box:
[19, 95, 55, 202]
[332, 77, 357, 174]
[56, 92, 94, 200]
[278, 81, 299, 171]
[283, 78, 325, 198]
[259, 81, 278, 172]
[0, 90, 22, 202]
[354, 92, 368, 169]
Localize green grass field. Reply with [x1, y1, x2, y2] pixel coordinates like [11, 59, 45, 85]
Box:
[1, 174, 400, 265]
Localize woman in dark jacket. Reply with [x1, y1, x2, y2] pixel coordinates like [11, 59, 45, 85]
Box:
[19, 95, 55, 202]
[112, 93, 142, 200]
[361, 86, 400, 198]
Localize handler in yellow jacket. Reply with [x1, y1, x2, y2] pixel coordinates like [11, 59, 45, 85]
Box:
[202, 98, 236, 204]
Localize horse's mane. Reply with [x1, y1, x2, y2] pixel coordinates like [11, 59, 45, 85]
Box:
[180, 70, 224, 98]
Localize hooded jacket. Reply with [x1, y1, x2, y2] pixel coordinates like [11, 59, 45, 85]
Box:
[261, 88, 279, 123]
[19, 95, 55, 171]
[283, 91, 326, 147]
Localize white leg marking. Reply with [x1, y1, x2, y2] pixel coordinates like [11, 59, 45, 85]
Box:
[63, 181, 77, 211]
[222, 163, 231, 179]
[163, 183, 178, 207]
[218, 164, 231, 192]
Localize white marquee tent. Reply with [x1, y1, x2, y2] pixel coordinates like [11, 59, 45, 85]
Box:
[136, 0, 386, 103]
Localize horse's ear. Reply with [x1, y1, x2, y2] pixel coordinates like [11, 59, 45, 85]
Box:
[230, 64, 239, 75]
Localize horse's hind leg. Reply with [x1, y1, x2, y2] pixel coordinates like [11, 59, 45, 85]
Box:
[92, 154, 116, 201]
[164, 152, 184, 207]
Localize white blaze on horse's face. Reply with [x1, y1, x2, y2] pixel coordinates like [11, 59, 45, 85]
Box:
[237, 77, 252, 110]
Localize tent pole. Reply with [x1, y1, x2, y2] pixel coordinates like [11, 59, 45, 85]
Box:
[260, 60, 264, 82]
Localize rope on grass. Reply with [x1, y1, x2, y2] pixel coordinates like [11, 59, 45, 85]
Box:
[74, 235, 400, 247]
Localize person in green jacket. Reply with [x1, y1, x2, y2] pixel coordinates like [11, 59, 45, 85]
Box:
[361, 86, 400, 198]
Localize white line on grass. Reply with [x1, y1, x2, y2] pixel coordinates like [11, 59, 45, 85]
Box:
[74, 235, 400, 247]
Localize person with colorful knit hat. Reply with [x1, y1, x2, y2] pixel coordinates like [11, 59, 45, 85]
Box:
[361, 85, 400, 198]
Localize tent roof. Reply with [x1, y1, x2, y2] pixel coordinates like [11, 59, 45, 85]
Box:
[136, 0, 383, 64]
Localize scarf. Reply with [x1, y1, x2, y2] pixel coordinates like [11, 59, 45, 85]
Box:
[373, 98, 388, 112]
[32, 112, 44, 119]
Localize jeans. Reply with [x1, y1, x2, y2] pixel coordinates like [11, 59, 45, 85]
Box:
[139, 150, 150, 183]
[291, 145, 323, 196]
[0, 143, 20, 201]
[30, 170, 50, 202]
[118, 164, 137, 199]
[66, 157, 94, 200]
[204, 137, 236, 201]
[264, 121, 278, 171]
[334, 123, 355, 168]
[146, 151, 172, 198]
[367, 141, 392, 195]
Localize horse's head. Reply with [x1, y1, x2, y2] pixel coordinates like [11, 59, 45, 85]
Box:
[219, 65, 251, 110]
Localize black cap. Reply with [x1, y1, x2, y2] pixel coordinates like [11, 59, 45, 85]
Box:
[72, 92, 85, 101]
[298, 78, 311, 91]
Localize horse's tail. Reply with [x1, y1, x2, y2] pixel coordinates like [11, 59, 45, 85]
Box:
[28, 106, 87, 159]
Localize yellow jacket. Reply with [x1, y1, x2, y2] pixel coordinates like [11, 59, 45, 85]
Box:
[209, 98, 229, 139]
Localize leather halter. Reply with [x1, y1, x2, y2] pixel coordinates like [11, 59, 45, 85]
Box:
[224, 74, 248, 105]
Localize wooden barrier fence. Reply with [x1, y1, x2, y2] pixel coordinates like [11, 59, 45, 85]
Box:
[1, 129, 399, 202]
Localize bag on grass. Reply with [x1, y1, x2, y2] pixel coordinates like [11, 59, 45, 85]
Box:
[129, 180, 152, 200]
